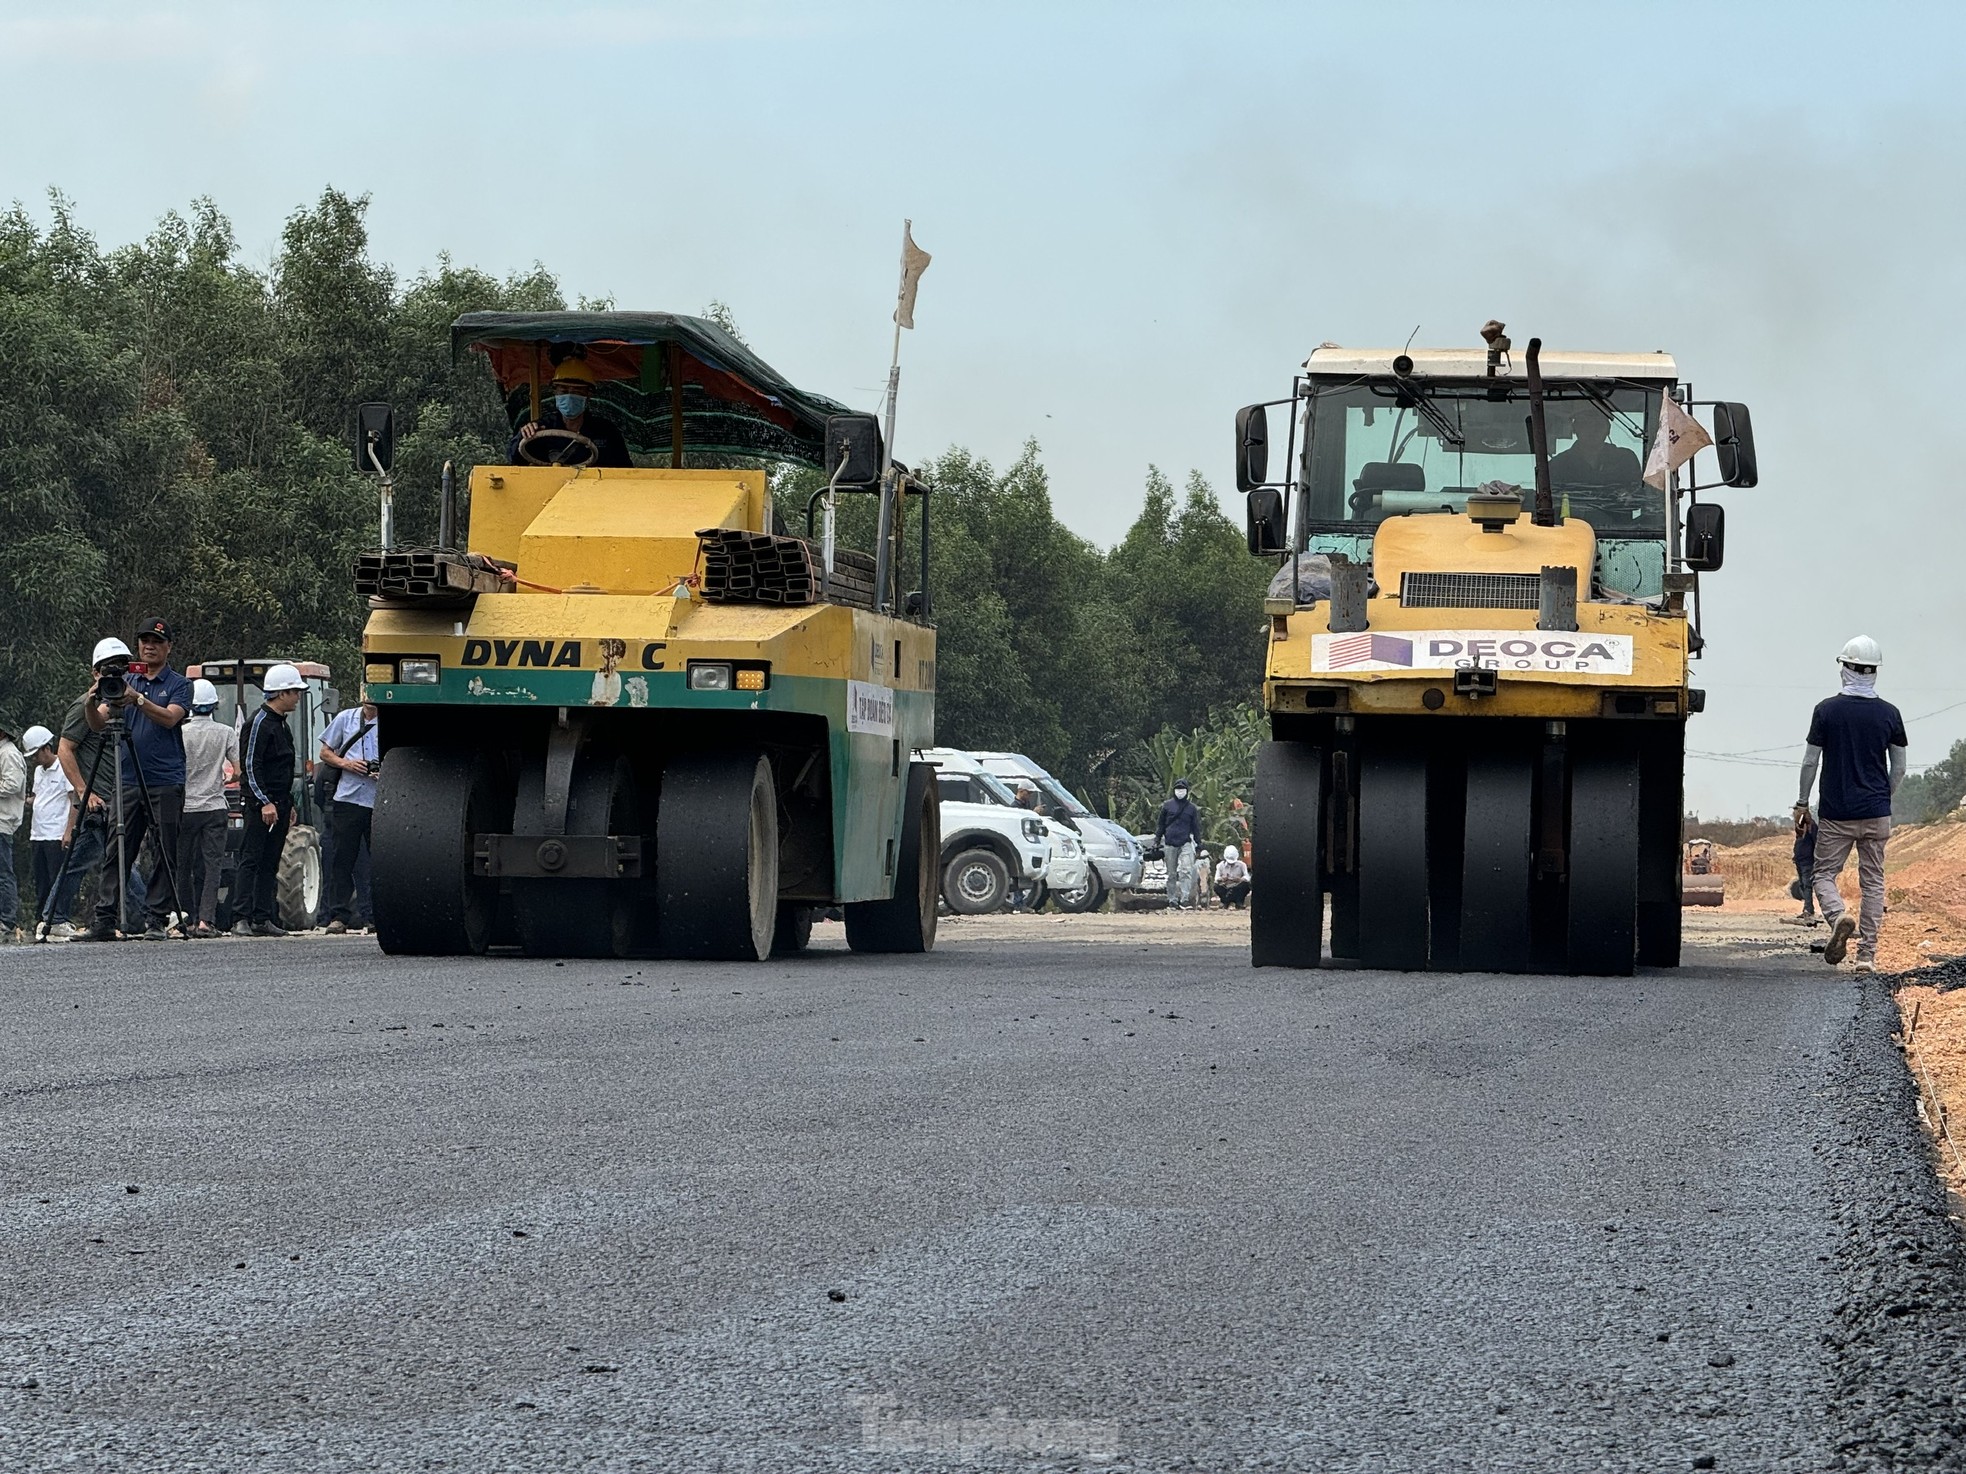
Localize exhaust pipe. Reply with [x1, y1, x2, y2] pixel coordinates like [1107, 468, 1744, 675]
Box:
[1525, 338, 1555, 526]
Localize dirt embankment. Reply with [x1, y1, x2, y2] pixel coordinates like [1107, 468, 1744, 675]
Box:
[1712, 819, 1966, 973]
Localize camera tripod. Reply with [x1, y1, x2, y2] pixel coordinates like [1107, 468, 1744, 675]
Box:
[32, 709, 190, 943]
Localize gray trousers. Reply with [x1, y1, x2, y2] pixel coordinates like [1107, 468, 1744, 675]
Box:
[1812, 816, 1890, 961]
[1163, 840, 1195, 908]
[177, 808, 230, 925]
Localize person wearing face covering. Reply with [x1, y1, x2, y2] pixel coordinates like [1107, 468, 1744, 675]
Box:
[507, 357, 632, 468]
[1156, 777, 1203, 911]
[1795, 636, 1907, 973]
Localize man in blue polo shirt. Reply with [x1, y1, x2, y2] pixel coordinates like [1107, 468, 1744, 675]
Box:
[79, 616, 194, 941]
[1796, 635, 1908, 973]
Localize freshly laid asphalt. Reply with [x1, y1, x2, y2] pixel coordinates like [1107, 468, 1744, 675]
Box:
[2, 916, 1963, 1472]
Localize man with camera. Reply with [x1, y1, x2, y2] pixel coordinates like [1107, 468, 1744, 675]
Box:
[234, 663, 305, 937]
[79, 618, 194, 941]
[318, 691, 379, 935]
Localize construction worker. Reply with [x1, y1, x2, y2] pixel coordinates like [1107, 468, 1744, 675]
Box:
[509, 357, 632, 468]
[1796, 636, 1907, 972]
[176, 679, 238, 939]
[1155, 777, 1202, 911]
[22, 726, 69, 938]
[318, 692, 379, 935]
[1214, 844, 1251, 909]
[234, 663, 304, 938]
[1783, 805, 1819, 927]
[80, 617, 193, 940]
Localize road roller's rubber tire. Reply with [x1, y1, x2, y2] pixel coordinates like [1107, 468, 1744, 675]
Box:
[1252, 741, 1323, 969]
[1460, 749, 1534, 973]
[276, 824, 323, 932]
[1636, 726, 1685, 967]
[772, 903, 814, 956]
[373, 748, 506, 956]
[847, 763, 941, 953]
[658, 751, 779, 961]
[1049, 869, 1104, 914]
[513, 756, 637, 959]
[942, 848, 1010, 916]
[1357, 744, 1430, 971]
[1568, 739, 1640, 976]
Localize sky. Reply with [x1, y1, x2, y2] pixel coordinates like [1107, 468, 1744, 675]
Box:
[4, 0, 1964, 816]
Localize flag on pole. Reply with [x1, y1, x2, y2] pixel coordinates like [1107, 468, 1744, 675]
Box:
[1643, 390, 1713, 490]
[893, 221, 931, 329]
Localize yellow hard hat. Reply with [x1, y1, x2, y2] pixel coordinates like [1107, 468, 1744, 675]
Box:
[549, 357, 599, 387]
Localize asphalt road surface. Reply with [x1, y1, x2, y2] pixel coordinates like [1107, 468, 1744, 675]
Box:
[3, 914, 1963, 1472]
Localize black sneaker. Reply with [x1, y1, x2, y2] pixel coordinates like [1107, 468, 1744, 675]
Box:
[81, 925, 121, 943]
[250, 921, 289, 938]
[141, 925, 169, 942]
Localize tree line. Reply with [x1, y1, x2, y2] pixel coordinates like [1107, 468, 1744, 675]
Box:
[0, 189, 1270, 824]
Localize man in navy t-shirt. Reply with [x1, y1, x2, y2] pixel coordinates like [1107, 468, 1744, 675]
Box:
[79, 615, 194, 940]
[1795, 635, 1907, 972]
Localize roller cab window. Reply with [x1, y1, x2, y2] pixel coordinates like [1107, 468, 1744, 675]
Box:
[1301, 382, 1667, 599]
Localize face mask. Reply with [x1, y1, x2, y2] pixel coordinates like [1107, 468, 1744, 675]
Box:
[554, 393, 588, 418]
[1840, 665, 1879, 698]
[1174, 788, 1188, 799]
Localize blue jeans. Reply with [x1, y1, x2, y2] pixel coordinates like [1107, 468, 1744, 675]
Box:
[46, 814, 106, 924]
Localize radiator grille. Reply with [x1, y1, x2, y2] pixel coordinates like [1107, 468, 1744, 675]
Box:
[1400, 571, 1541, 609]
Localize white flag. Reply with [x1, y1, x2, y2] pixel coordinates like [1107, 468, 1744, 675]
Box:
[893, 221, 931, 329]
[1643, 390, 1713, 490]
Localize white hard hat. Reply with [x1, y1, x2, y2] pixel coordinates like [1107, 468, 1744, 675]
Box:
[1224, 845, 1239, 861]
[21, 724, 53, 756]
[92, 636, 132, 665]
[1838, 635, 1883, 668]
[262, 663, 306, 693]
[192, 678, 219, 708]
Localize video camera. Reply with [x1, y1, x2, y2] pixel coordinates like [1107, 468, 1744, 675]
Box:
[94, 655, 133, 702]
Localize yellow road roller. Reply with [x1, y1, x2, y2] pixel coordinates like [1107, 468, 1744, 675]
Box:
[357, 311, 938, 961]
[1236, 330, 1757, 974]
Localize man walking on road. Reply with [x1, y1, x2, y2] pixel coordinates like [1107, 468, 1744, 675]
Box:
[318, 693, 378, 935]
[1156, 777, 1202, 911]
[234, 664, 303, 938]
[1796, 636, 1907, 973]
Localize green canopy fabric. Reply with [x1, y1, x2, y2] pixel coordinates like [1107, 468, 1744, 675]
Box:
[451, 311, 856, 469]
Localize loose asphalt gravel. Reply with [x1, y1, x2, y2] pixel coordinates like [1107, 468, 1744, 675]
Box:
[1, 914, 1963, 1472]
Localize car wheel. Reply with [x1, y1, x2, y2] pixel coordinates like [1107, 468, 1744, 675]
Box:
[943, 848, 1011, 914]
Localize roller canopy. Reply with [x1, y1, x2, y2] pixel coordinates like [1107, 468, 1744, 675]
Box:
[452, 311, 855, 469]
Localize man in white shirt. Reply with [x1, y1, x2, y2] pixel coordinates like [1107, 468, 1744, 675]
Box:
[22, 726, 72, 938]
[0, 720, 25, 942]
[177, 680, 240, 939]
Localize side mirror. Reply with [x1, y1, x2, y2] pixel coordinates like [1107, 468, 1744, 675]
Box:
[1246, 487, 1287, 555]
[1235, 404, 1269, 492]
[1712, 402, 1757, 488]
[355, 403, 394, 476]
[903, 590, 928, 618]
[1684, 501, 1725, 572]
[823, 413, 883, 489]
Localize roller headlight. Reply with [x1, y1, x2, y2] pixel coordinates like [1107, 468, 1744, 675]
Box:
[398, 658, 440, 685]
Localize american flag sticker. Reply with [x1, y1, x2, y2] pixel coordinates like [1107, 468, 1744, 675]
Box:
[1325, 634, 1415, 669]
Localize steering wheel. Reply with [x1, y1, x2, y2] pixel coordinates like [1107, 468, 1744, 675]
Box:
[518, 428, 600, 468]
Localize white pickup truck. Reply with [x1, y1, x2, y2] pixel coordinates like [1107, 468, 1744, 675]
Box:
[921, 748, 1090, 913]
[969, 750, 1144, 911]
